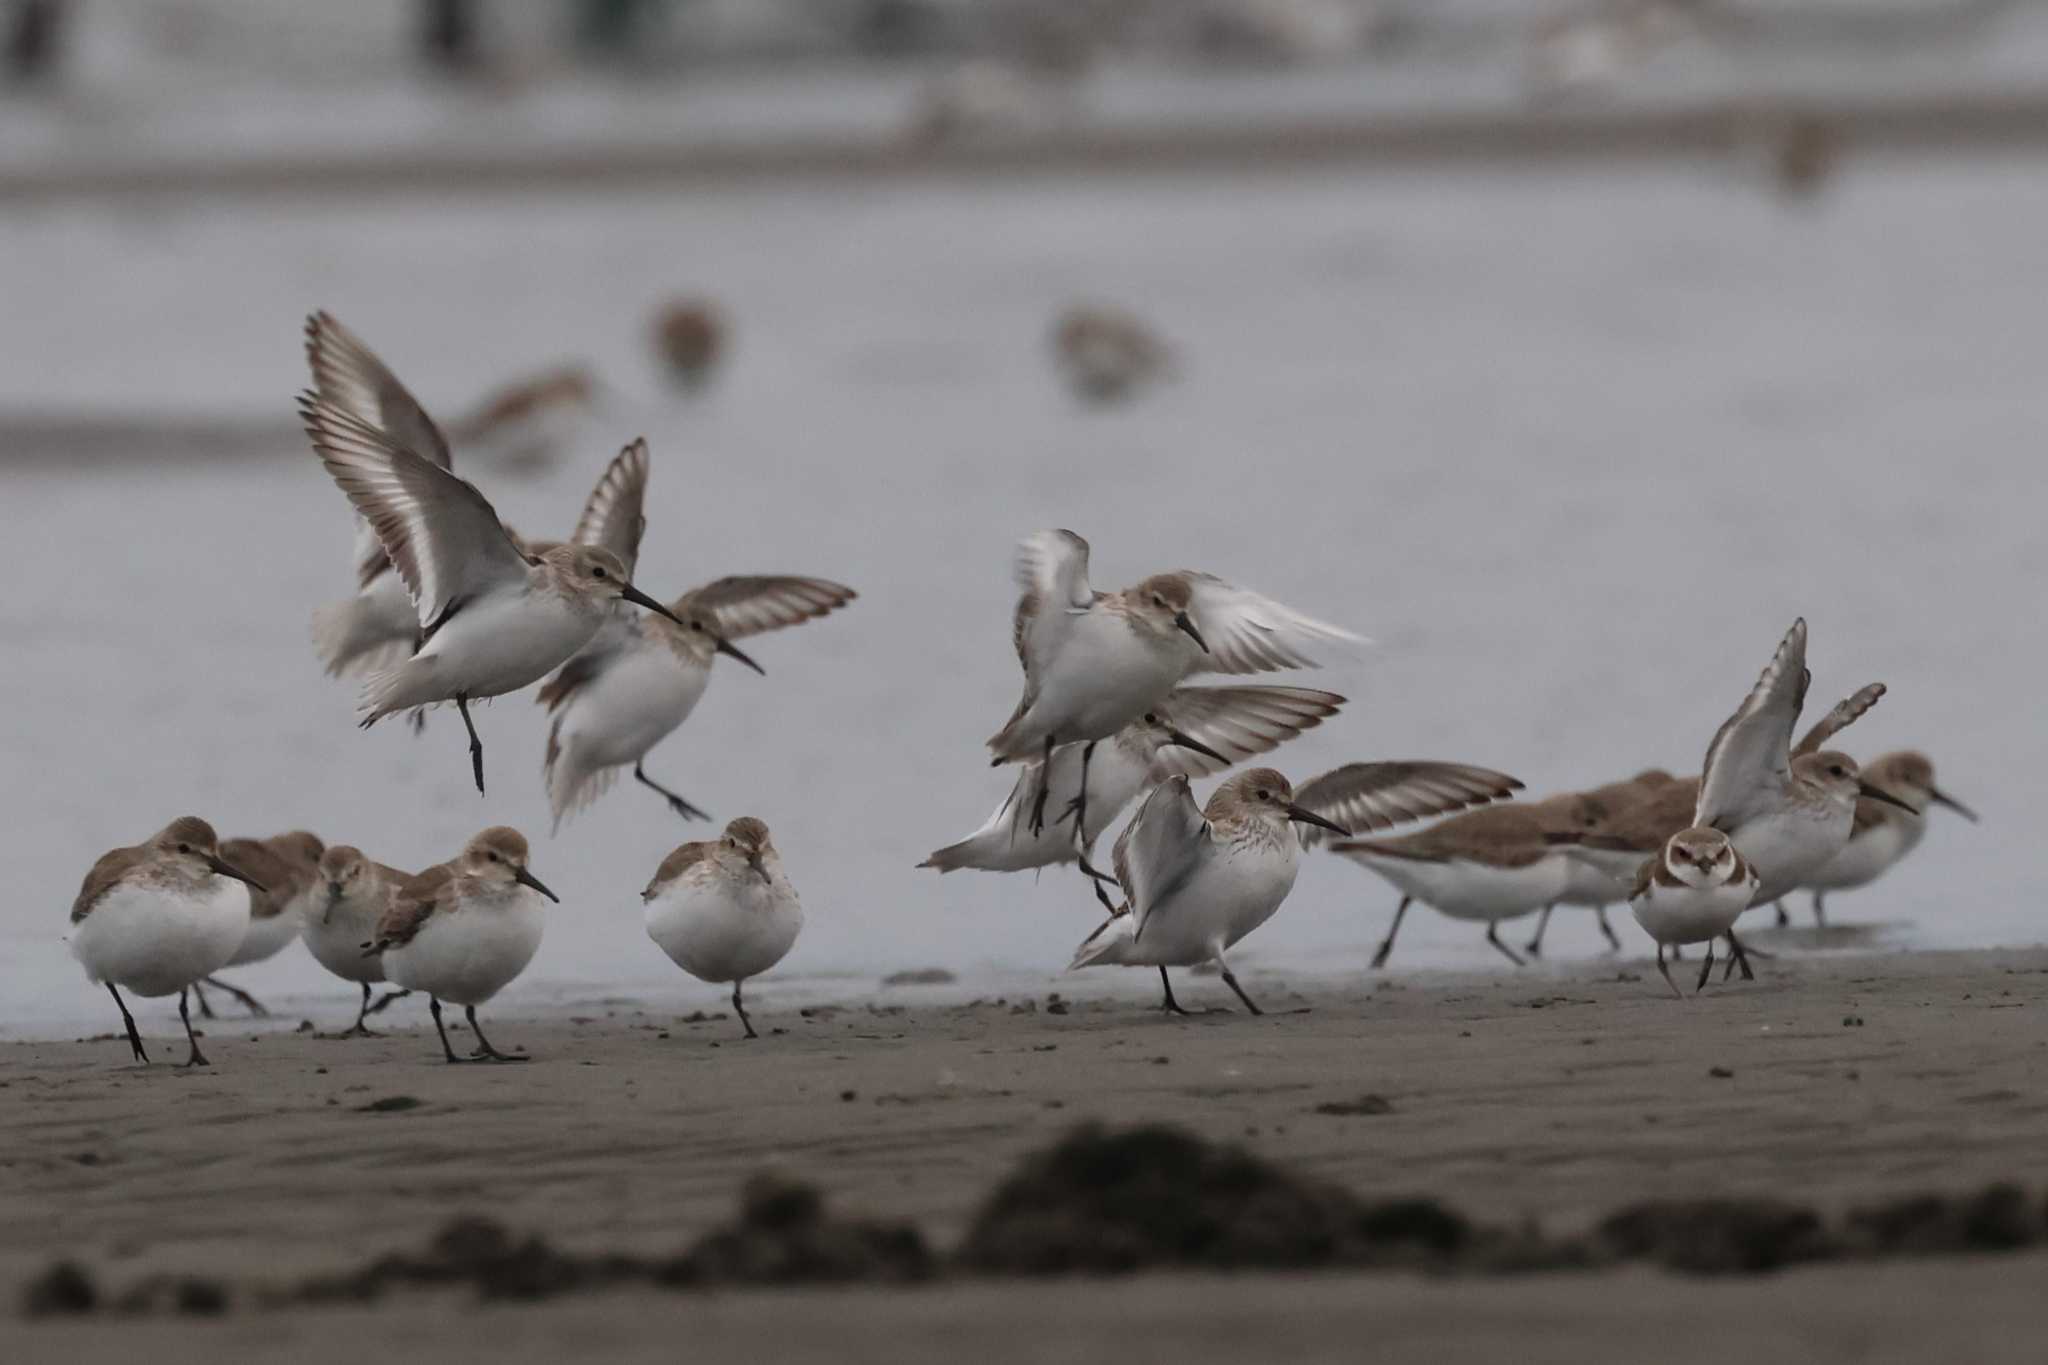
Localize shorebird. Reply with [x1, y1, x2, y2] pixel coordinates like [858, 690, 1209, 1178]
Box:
[651, 298, 727, 391]
[541, 574, 853, 829]
[1330, 803, 1582, 968]
[1521, 769, 1678, 957]
[1050, 305, 1173, 405]
[192, 830, 325, 1018]
[1691, 620, 1909, 908]
[921, 684, 1343, 903]
[299, 394, 688, 795]
[67, 817, 265, 1067]
[642, 817, 804, 1039]
[448, 365, 599, 474]
[1793, 749, 1976, 927]
[990, 529, 1361, 841]
[304, 844, 414, 1036]
[1068, 769, 1350, 1014]
[1628, 826, 1761, 998]
[365, 827, 557, 1064]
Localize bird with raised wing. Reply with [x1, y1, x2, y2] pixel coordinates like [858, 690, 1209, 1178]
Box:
[642, 817, 803, 1039]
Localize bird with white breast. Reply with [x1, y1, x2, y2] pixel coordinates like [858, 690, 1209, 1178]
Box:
[642, 818, 803, 1040]
[304, 844, 414, 1036]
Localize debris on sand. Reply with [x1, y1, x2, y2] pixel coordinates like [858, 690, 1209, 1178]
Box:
[21, 1262, 96, 1317]
[1314, 1095, 1394, 1116]
[881, 968, 957, 987]
[671, 1174, 934, 1286]
[1592, 1198, 1831, 1274]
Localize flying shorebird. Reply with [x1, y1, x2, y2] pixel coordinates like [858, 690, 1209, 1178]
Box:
[1627, 825, 1761, 998]
[365, 827, 558, 1064]
[304, 844, 414, 1036]
[921, 684, 1343, 905]
[641, 817, 804, 1039]
[1068, 769, 1350, 1014]
[67, 817, 266, 1067]
[989, 529, 1362, 842]
[298, 394, 689, 795]
[1790, 748, 1976, 928]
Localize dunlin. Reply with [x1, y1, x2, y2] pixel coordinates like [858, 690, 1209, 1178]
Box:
[299, 394, 688, 794]
[1051, 305, 1173, 405]
[448, 365, 599, 473]
[1330, 803, 1580, 968]
[1068, 769, 1348, 1014]
[642, 817, 804, 1039]
[192, 830, 325, 1018]
[1521, 769, 1678, 956]
[991, 529, 1361, 839]
[304, 844, 414, 1036]
[1628, 826, 1761, 998]
[1794, 749, 1976, 927]
[365, 827, 557, 1064]
[921, 684, 1344, 904]
[67, 817, 265, 1066]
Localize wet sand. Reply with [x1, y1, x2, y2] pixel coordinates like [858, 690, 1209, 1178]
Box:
[9, 947, 2048, 1359]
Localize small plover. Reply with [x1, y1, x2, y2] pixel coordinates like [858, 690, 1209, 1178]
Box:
[1628, 826, 1761, 998]
[642, 817, 804, 1039]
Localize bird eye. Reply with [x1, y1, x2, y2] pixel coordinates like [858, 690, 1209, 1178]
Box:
[1152, 595, 1166, 608]
[692, 621, 704, 632]
[1143, 713, 1158, 724]
[1255, 789, 1270, 801]
[593, 566, 608, 579]
[487, 851, 500, 863]
[177, 843, 192, 854]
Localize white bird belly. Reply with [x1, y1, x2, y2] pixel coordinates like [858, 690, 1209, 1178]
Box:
[1731, 806, 1851, 904]
[71, 880, 251, 998]
[1553, 856, 1626, 907]
[303, 893, 389, 985]
[225, 902, 305, 967]
[1344, 853, 1569, 922]
[557, 646, 706, 771]
[1631, 875, 1756, 945]
[1128, 843, 1299, 966]
[1027, 615, 1182, 746]
[1805, 818, 1920, 893]
[645, 878, 803, 983]
[400, 591, 600, 704]
[384, 894, 546, 1006]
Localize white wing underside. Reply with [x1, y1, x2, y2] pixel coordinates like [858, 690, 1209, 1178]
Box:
[1011, 529, 1093, 682]
[1177, 572, 1365, 675]
[1793, 682, 1887, 757]
[571, 439, 650, 577]
[1116, 776, 1213, 941]
[1695, 618, 1810, 831]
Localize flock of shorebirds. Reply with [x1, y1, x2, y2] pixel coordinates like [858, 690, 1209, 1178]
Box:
[62, 312, 1972, 1068]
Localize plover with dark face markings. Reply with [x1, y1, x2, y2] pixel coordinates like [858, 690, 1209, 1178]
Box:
[1628, 826, 1761, 998]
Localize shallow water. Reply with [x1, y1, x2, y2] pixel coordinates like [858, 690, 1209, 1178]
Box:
[2, 153, 2039, 1035]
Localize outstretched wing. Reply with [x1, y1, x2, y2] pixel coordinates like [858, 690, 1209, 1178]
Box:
[300, 395, 531, 634]
[1292, 761, 1524, 849]
[1695, 618, 1809, 831]
[1146, 685, 1345, 782]
[571, 439, 650, 577]
[1793, 682, 1886, 757]
[1012, 529, 1093, 677]
[673, 576, 857, 641]
[1115, 776, 1212, 941]
[1177, 572, 1365, 675]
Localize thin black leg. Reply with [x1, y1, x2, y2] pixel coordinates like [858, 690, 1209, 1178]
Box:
[106, 983, 148, 1063]
[1218, 963, 1264, 1016]
[466, 1005, 526, 1062]
[1773, 900, 1789, 928]
[177, 988, 209, 1067]
[1086, 866, 1119, 914]
[430, 996, 467, 1064]
[456, 692, 485, 796]
[343, 982, 380, 1037]
[1370, 897, 1410, 970]
[1654, 945, 1683, 1000]
[1067, 742, 1098, 838]
[408, 707, 427, 737]
[1027, 736, 1056, 836]
[635, 762, 710, 821]
[1158, 966, 1191, 1015]
[1694, 939, 1716, 993]
[1485, 923, 1527, 967]
[1725, 930, 1756, 982]
[365, 988, 411, 1016]
[192, 979, 217, 1019]
[732, 980, 758, 1039]
[1812, 892, 1828, 930]
[198, 974, 268, 1017]
[1525, 903, 1554, 957]
[1595, 905, 1622, 952]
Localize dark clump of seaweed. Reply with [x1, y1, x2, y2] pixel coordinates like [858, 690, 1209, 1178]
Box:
[665, 1173, 935, 1286]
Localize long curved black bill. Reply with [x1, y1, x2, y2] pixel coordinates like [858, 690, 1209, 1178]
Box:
[716, 635, 765, 676]
[1164, 726, 1229, 766]
[1287, 804, 1349, 837]
[1930, 788, 1979, 822]
[207, 854, 267, 894]
[514, 866, 560, 903]
[1857, 780, 1916, 814]
[1173, 611, 1210, 654]
[620, 582, 688, 628]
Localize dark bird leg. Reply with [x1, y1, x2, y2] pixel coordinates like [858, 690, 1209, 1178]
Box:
[1218, 961, 1264, 1016]
[731, 980, 758, 1039]
[634, 762, 710, 821]
[365, 988, 411, 1016]
[1812, 892, 1828, 930]
[456, 692, 485, 796]
[343, 983, 382, 1037]
[198, 974, 268, 1017]
[466, 1006, 527, 1062]
[1724, 931, 1756, 982]
[1158, 967, 1191, 1015]
[1524, 903, 1554, 957]
[430, 997, 467, 1064]
[1595, 905, 1622, 952]
[1085, 866, 1119, 914]
[106, 983, 148, 1063]
[1485, 923, 1527, 967]
[1654, 945, 1683, 1001]
[1773, 900, 1789, 928]
[408, 707, 427, 737]
[177, 988, 209, 1068]
[1065, 741, 1098, 837]
[1027, 736, 1056, 836]
[191, 979, 216, 1019]
[1370, 897, 1410, 970]
[1694, 938, 1716, 993]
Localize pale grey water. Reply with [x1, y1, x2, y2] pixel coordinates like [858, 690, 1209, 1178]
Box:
[2, 152, 2041, 1036]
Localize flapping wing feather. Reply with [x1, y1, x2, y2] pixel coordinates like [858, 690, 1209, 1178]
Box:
[1293, 761, 1525, 849]
[1793, 682, 1887, 757]
[571, 439, 650, 577]
[300, 394, 531, 634]
[1116, 776, 1212, 941]
[1694, 619, 1809, 831]
[673, 576, 857, 641]
[1147, 685, 1345, 782]
[1177, 572, 1365, 675]
[1012, 529, 1093, 676]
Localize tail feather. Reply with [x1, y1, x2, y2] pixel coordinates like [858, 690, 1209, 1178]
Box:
[544, 721, 618, 832]
[1067, 912, 1134, 970]
[311, 597, 411, 679]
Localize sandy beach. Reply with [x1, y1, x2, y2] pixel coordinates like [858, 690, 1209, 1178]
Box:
[9, 946, 2048, 1359]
